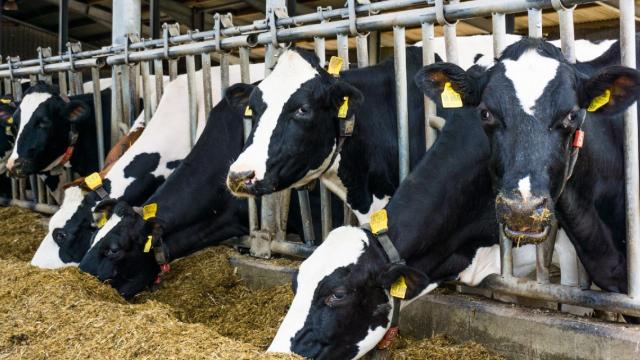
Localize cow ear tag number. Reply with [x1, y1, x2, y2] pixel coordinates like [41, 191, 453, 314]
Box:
[328, 56, 344, 76]
[143, 203, 158, 220]
[441, 82, 463, 108]
[143, 235, 153, 253]
[390, 276, 407, 299]
[370, 209, 388, 235]
[587, 89, 611, 112]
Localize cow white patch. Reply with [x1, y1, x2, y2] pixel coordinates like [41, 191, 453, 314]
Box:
[503, 50, 560, 116]
[8, 92, 53, 167]
[31, 186, 85, 268]
[90, 214, 122, 248]
[268, 226, 369, 353]
[0, 148, 11, 174]
[518, 176, 532, 201]
[230, 51, 319, 181]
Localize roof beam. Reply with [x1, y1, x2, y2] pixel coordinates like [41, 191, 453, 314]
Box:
[595, 1, 640, 22]
[242, 0, 314, 15]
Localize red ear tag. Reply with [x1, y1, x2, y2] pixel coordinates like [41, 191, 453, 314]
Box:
[154, 275, 162, 285]
[376, 326, 399, 350]
[159, 263, 170, 273]
[572, 129, 585, 148]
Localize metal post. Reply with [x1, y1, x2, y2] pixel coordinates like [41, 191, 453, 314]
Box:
[492, 13, 506, 58]
[220, 52, 230, 93]
[393, 26, 409, 181]
[91, 67, 105, 169]
[500, 225, 513, 277]
[314, 37, 332, 240]
[186, 55, 198, 147]
[58, 0, 69, 55]
[239, 47, 259, 233]
[141, 61, 154, 122]
[527, 8, 543, 38]
[150, 0, 161, 39]
[619, 0, 640, 299]
[153, 59, 164, 106]
[356, 34, 369, 68]
[422, 22, 437, 151]
[113, 66, 125, 143]
[201, 53, 213, 115]
[168, 59, 178, 80]
[58, 71, 68, 96]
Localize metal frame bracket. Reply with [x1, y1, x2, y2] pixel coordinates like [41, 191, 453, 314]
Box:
[37, 47, 52, 75]
[66, 42, 82, 72]
[162, 23, 181, 59]
[551, 0, 576, 11]
[434, 0, 458, 26]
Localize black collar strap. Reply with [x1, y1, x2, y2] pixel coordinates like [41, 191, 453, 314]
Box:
[84, 172, 110, 200]
[141, 204, 171, 285]
[362, 209, 405, 351]
[555, 109, 586, 201]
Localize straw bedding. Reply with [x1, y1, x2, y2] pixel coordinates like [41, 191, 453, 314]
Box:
[0, 206, 502, 359]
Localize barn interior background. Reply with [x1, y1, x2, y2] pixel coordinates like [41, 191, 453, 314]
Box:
[1, 1, 640, 359]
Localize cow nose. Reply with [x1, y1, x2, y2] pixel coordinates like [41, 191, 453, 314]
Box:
[496, 194, 553, 241]
[227, 170, 256, 193]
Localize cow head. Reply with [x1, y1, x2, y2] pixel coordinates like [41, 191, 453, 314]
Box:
[416, 38, 640, 244]
[269, 226, 430, 359]
[79, 200, 159, 299]
[8, 82, 90, 177]
[225, 49, 362, 197]
[0, 96, 18, 174]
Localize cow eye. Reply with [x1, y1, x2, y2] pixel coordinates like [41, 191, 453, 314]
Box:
[480, 109, 491, 121]
[294, 105, 311, 118]
[324, 287, 349, 307]
[553, 111, 577, 130]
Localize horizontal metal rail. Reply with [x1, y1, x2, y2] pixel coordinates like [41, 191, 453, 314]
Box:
[0, 197, 59, 215]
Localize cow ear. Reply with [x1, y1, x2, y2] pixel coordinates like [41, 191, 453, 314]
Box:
[415, 62, 483, 107]
[378, 264, 430, 300]
[579, 66, 640, 115]
[64, 101, 91, 124]
[94, 198, 117, 215]
[224, 83, 255, 115]
[324, 80, 364, 115]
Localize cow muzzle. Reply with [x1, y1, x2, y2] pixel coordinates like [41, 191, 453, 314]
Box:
[226, 170, 256, 197]
[7, 158, 33, 178]
[495, 193, 553, 245]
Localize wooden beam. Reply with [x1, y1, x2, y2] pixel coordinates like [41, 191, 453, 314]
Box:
[242, 0, 314, 15]
[595, 0, 640, 22]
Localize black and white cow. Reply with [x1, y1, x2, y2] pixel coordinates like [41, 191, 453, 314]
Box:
[226, 48, 432, 224]
[418, 38, 640, 296]
[6, 82, 112, 178]
[267, 38, 640, 359]
[78, 83, 344, 298]
[30, 64, 264, 269]
[0, 96, 18, 175]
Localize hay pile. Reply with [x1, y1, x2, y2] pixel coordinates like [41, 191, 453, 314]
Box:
[0, 206, 502, 359]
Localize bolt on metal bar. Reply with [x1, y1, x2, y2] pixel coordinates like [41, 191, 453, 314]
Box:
[186, 55, 198, 147]
[422, 23, 438, 151]
[619, 0, 640, 299]
[394, 26, 410, 181]
[91, 66, 106, 169]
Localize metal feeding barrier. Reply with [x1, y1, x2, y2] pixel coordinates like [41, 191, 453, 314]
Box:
[0, 0, 638, 317]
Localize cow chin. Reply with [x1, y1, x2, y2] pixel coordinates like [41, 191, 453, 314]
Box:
[501, 221, 551, 245]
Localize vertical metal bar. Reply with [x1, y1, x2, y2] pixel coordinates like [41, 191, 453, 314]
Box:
[120, 66, 132, 126]
[239, 47, 259, 233]
[314, 37, 332, 240]
[58, 0, 69, 55]
[527, 8, 543, 38]
[186, 55, 198, 147]
[153, 59, 164, 106]
[500, 225, 513, 277]
[91, 67, 105, 169]
[337, 33, 354, 225]
[68, 72, 77, 96]
[394, 26, 409, 181]
[201, 53, 213, 115]
[220, 52, 230, 93]
[113, 65, 125, 145]
[443, 24, 458, 64]
[298, 189, 316, 246]
[58, 71, 68, 96]
[356, 34, 369, 68]
[29, 75, 37, 85]
[422, 22, 437, 151]
[368, 31, 380, 66]
[140, 61, 153, 123]
[36, 176, 45, 204]
[74, 71, 84, 95]
[557, 7, 576, 63]
[619, 0, 640, 299]
[492, 13, 506, 58]
[149, 0, 161, 39]
[169, 59, 178, 81]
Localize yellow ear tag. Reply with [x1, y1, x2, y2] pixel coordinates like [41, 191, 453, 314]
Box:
[338, 97, 349, 119]
[328, 56, 344, 76]
[6, 117, 13, 124]
[0, 98, 11, 104]
[441, 82, 463, 108]
[97, 212, 107, 228]
[143, 235, 153, 253]
[143, 203, 157, 220]
[84, 172, 102, 190]
[370, 209, 388, 235]
[587, 89, 611, 112]
[390, 276, 407, 299]
[244, 106, 253, 117]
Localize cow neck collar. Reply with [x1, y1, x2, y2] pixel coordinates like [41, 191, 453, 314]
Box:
[361, 209, 405, 353]
[555, 109, 586, 201]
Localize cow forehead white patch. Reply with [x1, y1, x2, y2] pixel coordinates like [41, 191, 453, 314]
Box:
[517, 176, 532, 201]
[9, 92, 53, 161]
[230, 51, 319, 180]
[268, 226, 369, 353]
[31, 186, 84, 268]
[503, 50, 560, 116]
[90, 214, 123, 248]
